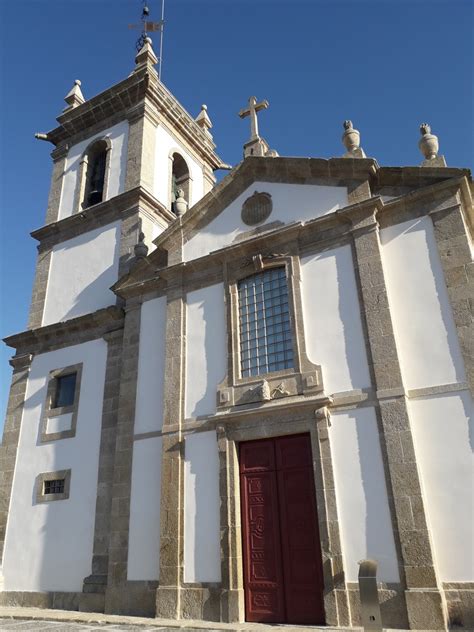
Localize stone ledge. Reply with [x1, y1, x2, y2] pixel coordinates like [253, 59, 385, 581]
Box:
[0, 605, 411, 630]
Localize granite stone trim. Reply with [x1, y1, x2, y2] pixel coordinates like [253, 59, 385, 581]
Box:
[217, 250, 324, 411]
[44, 147, 69, 225]
[0, 591, 81, 611]
[35, 469, 71, 503]
[342, 200, 447, 630]
[104, 301, 142, 613]
[156, 279, 186, 619]
[40, 363, 83, 442]
[31, 186, 173, 248]
[125, 99, 158, 193]
[82, 328, 124, 604]
[407, 382, 469, 399]
[28, 245, 52, 329]
[430, 204, 474, 394]
[216, 406, 347, 626]
[5, 306, 124, 357]
[0, 352, 33, 559]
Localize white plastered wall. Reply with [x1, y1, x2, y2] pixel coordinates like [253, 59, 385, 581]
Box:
[380, 216, 466, 390]
[135, 297, 167, 435]
[329, 407, 400, 582]
[42, 222, 120, 326]
[2, 340, 107, 592]
[185, 283, 227, 419]
[183, 183, 348, 262]
[408, 391, 474, 582]
[153, 124, 205, 210]
[58, 121, 128, 220]
[301, 244, 371, 394]
[184, 431, 221, 582]
[128, 436, 162, 581]
[381, 215, 473, 582]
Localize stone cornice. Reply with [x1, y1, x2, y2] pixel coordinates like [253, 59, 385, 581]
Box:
[150, 156, 380, 254]
[46, 68, 224, 171]
[378, 175, 472, 232]
[3, 306, 124, 355]
[112, 162, 473, 301]
[31, 186, 174, 246]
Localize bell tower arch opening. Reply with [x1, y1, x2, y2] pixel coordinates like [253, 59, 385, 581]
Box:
[170, 152, 191, 214]
[80, 138, 111, 209]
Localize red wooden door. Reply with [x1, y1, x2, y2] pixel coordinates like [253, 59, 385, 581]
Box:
[240, 434, 325, 624]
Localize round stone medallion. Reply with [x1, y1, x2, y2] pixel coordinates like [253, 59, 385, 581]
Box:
[241, 191, 273, 226]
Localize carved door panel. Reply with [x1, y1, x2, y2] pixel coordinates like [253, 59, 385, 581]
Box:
[240, 434, 325, 624]
[240, 440, 285, 622]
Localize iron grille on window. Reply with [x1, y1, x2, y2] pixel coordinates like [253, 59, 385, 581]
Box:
[53, 373, 77, 408]
[44, 479, 65, 495]
[238, 268, 294, 377]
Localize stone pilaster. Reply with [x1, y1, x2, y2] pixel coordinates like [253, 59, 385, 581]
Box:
[81, 328, 124, 612]
[339, 200, 447, 630]
[217, 425, 243, 623]
[430, 203, 474, 393]
[125, 100, 159, 194]
[104, 300, 157, 616]
[156, 280, 186, 618]
[44, 144, 68, 225]
[0, 353, 33, 560]
[28, 244, 52, 329]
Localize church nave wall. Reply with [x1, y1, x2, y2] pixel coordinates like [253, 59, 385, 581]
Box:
[185, 284, 227, 420]
[42, 222, 121, 326]
[127, 436, 163, 581]
[300, 244, 371, 395]
[2, 339, 108, 592]
[380, 215, 467, 391]
[408, 390, 473, 583]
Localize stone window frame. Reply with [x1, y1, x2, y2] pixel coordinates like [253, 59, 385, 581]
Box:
[73, 136, 113, 213]
[217, 249, 324, 409]
[40, 363, 83, 442]
[35, 469, 72, 504]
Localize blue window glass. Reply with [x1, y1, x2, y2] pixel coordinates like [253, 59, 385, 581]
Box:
[53, 373, 77, 408]
[238, 268, 294, 377]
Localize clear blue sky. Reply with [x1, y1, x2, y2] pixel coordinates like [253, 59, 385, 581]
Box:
[0, 0, 472, 433]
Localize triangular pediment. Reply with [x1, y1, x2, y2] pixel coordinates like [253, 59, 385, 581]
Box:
[114, 156, 471, 296]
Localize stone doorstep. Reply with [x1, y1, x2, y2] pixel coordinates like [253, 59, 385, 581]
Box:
[0, 609, 420, 632]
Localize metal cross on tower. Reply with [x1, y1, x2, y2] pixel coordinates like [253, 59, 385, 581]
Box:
[129, 0, 165, 79]
[239, 96, 269, 141]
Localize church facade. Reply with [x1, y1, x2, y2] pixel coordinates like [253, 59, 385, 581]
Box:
[0, 37, 473, 631]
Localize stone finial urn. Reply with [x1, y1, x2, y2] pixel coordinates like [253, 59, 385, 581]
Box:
[174, 188, 188, 217]
[134, 231, 148, 260]
[342, 120, 360, 153]
[418, 123, 439, 160]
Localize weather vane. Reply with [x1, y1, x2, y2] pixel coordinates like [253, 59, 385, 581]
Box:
[129, 0, 165, 79]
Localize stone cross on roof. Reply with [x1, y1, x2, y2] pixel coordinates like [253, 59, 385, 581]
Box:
[239, 96, 269, 141]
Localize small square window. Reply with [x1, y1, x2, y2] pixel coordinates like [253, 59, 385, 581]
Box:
[44, 478, 65, 495]
[35, 469, 71, 503]
[53, 373, 77, 409]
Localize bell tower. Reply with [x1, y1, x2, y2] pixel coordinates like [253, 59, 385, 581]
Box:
[30, 36, 225, 329]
